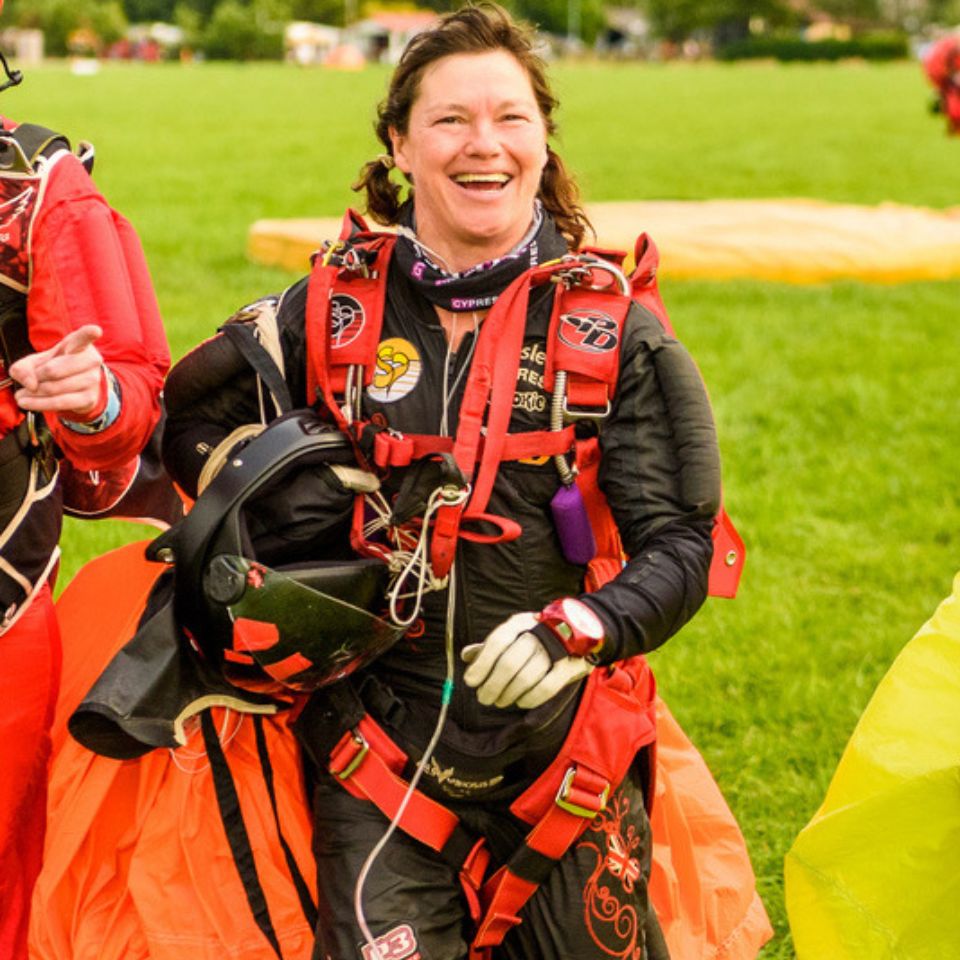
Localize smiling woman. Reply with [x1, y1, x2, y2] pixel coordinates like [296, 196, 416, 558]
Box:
[54, 4, 764, 960]
[154, 4, 737, 959]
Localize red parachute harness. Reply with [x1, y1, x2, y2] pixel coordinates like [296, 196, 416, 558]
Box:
[0, 119, 176, 636]
[304, 211, 744, 599]
[292, 210, 746, 958]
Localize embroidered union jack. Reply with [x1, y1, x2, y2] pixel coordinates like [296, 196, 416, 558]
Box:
[606, 833, 641, 892]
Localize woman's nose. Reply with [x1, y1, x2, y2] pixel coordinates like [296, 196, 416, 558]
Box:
[465, 119, 500, 155]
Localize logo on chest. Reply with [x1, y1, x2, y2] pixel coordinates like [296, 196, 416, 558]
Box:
[558, 309, 619, 353]
[330, 293, 365, 348]
[366, 337, 422, 402]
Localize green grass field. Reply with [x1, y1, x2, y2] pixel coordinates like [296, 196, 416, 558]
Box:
[11, 59, 960, 958]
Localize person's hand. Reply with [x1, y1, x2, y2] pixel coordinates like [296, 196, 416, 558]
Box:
[462, 612, 594, 710]
[9, 324, 107, 419]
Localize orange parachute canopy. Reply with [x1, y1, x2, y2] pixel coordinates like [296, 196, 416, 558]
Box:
[31, 541, 771, 960]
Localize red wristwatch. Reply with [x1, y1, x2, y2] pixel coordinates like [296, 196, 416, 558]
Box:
[537, 597, 605, 658]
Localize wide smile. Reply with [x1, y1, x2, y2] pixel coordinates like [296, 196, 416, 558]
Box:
[451, 172, 513, 192]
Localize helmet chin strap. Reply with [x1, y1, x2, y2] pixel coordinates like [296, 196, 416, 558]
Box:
[354, 562, 458, 955]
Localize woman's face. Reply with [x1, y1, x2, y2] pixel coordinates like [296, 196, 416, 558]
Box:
[390, 49, 549, 272]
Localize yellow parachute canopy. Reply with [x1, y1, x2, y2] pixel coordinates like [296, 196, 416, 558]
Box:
[785, 571, 960, 958]
[247, 200, 960, 284]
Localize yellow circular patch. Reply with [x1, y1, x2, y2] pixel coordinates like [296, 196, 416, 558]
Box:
[367, 337, 422, 403]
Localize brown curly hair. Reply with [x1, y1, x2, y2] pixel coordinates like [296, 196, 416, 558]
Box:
[352, 2, 591, 250]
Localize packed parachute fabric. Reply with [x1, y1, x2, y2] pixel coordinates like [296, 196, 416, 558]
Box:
[785, 570, 960, 959]
[31, 542, 772, 960]
[246, 200, 960, 284]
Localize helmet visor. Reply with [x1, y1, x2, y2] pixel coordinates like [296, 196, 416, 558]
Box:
[206, 555, 402, 691]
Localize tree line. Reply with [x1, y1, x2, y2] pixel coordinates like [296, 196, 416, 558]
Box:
[3, 0, 959, 59]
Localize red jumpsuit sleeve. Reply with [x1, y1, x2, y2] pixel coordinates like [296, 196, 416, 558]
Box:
[27, 152, 170, 471]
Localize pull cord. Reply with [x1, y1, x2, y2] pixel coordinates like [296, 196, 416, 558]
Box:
[353, 563, 458, 956]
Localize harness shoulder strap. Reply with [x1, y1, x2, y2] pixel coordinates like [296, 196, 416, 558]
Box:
[554, 237, 744, 598]
[542, 257, 632, 413]
[304, 210, 396, 427]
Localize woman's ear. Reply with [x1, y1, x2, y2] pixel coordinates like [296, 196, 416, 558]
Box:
[388, 126, 411, 175]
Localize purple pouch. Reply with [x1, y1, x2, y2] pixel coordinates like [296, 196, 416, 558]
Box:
[550, 482, 597, 565]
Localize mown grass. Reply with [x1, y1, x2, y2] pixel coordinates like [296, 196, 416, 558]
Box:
[11, 59, 959, 957]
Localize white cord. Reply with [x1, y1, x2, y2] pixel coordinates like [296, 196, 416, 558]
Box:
[385, 484, 468, 628]
[439, 311, 479, 437]
[354, 564, 458, 958]
[169, 708, 243, 773]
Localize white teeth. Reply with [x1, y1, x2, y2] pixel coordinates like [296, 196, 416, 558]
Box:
[453, 173, 510, 184]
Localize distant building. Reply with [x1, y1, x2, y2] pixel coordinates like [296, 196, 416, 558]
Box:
[285, 21, 342, 66]
[0, 28, 43, 64]
[344, 10, 439, 64]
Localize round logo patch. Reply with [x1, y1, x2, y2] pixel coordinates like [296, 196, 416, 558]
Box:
[330, 293, 365, 348]
[558, 310, 619, 353]
[367, 337, 422, 403]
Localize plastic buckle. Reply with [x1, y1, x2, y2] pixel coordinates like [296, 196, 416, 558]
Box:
[555, 765, 610, 818]
[329, 728, 369, 780]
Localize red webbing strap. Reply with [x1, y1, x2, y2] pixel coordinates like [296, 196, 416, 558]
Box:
[473, 766, 610, 949]
[583, 233, 745, 599]
[327, 716, 492, 922]
[328, 718, 461, 854]
[573, 436, 626, 592]
[429, 267, 537, 576]
[372, 428, 575, 470]
[329, 239, 396, 386]
[630, 233, 675, 336]
[304, 213, 395, 422]
[471, 659, 658, 951]
[543, 282, 629, 410]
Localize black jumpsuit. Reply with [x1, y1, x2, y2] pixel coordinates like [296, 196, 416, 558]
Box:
[163, 226, 721, 960]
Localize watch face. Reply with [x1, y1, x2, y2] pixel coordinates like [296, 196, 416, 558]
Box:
[562, 598, 604, 640]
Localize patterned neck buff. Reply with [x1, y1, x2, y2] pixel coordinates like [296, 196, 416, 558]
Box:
[393, 200, 568, 312]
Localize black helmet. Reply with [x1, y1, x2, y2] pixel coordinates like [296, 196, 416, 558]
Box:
[148, 409, 404, 692]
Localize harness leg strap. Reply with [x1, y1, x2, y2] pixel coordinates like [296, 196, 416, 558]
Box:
[326, 718, 492, 915]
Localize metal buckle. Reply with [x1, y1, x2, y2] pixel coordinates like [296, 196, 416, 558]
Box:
[331, 728, 369, 780]
[561, 396, 612, 421]
[551, 254, 631, 296]
[555, 765, 610, 818]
